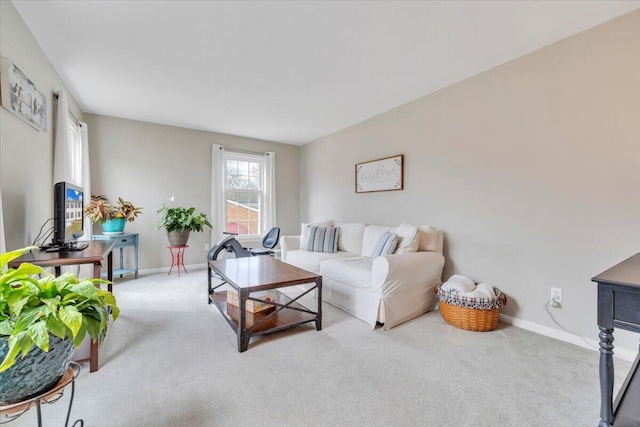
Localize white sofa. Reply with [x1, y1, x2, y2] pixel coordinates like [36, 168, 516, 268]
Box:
[280, 221, 445, 330]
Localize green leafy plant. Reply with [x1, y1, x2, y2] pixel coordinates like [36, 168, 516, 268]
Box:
[84, 194, 142, 223]
[156, 203, 212, 233]
[0, 247, 119, 372]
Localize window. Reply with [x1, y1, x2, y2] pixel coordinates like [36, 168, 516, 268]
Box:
[224, 153, 264, 236]
[212, 145, 275, 243]
[67, 118, 82, 184]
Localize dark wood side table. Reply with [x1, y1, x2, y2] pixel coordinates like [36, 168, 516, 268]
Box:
[592, 253, 640, 426]
[8, 241, 116, 372]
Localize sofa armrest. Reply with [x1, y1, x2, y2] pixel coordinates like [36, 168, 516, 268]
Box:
[371, 251, 445, 329]
[280, 236, 301, 261]
[371, 252, 445, 294]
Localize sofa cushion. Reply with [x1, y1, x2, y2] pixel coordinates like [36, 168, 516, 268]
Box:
[371, 232, 398, 260]
[391, 222, 419, 254]
[285, 249, 358, 274]
[306, 226, 338, 253]
[300, 220, 333, 249]
[360, 225, 392, 257]
[334, 221, 365, 254]
[321, 257, 373, 289]
[417, 225, 438, 252]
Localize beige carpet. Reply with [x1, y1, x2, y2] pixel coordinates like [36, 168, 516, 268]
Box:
[9, 268, 631, 426]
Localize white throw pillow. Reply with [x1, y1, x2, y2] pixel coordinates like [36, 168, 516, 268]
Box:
[391, 222, 419, 254]
[334, 221, 366, 254]
[300, 221, 333, 249]
[360, 225, 392, 257]
[417, 225, 438, 252]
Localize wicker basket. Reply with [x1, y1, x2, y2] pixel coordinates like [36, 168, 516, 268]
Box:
[436, 285, 507, 332]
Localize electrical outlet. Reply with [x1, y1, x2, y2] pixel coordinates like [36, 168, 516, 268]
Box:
[204, 243, 210, 251]
[550, 287, 562, 307]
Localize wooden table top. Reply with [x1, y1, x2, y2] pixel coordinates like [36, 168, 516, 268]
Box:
[592, 253, 640, 288]
[209, 256, 320, 292]
[8, 240, 116, 268]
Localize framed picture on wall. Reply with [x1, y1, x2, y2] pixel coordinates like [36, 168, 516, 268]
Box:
[355, 154, 403, 193]
[0, 56, 47, 131]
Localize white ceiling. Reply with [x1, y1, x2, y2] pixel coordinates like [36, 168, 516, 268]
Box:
[13, 1, 640, 145]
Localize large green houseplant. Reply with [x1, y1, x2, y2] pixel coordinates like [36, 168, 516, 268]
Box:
[156, 203, 212, 246]
[0, 247, 119, 405]
[84, 194, 142, 235]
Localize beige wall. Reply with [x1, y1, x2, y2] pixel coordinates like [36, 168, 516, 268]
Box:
[84, 114, 300, 269]
[0, 0, 84, 250]
[301, 11, 640, 350]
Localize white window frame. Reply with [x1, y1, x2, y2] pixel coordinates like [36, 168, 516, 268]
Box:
[223, 151, 266, 241]
[212, 146, 276, 245]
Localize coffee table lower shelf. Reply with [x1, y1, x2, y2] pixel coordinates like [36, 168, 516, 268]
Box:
[209, 290, 318, 348]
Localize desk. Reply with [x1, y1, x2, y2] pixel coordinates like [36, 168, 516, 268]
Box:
[92, 233, 139, 278]
[8, 241, 116, 373]
[592, 253, 640, 426]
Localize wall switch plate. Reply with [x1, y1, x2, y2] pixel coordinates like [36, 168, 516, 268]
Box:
[550, 287, 562, 306]
[204, 243, 210, 251]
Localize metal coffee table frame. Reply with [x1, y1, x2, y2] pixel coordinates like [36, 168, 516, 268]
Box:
[208, 257, 322, 352]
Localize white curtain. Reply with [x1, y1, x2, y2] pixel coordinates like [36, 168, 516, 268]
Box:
[263, 152, 276, 232]
[53, 91, 74, 185]
[211, 144, 226, 244]
[0, 189, 5, 254]
[53, 92, 92, 276]
[78, 122, 92, 243]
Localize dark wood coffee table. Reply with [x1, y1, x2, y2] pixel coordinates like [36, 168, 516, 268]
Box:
[208, 256, 322, 352]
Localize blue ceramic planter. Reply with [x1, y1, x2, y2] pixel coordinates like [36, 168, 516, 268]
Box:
[0, 335, 75, 405]
[102, 217, 126, 235]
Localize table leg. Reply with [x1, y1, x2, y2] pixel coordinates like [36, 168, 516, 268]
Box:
[134, 236, 139, 278]
[599, 326, 614, 427]
[89, 260, 104, 373]
[119, 247, 124, 278]
[238, 289, 250, 352]
[179, 247, 187, 275]
[107, 251, 113, 290]
[316, 277, 322, 331]
[207, 265, 212, 304]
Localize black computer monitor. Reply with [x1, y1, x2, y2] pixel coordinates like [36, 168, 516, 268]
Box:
[52, 181, 85, 249]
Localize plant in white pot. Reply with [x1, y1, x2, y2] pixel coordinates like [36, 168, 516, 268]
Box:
[156, 202, 212, 246]
[0, 247, 119, 405]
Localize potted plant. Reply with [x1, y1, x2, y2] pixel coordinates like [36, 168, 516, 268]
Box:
[0, 247, 119, 405]
[84, 194, 142, 235]
[156, 202, 212, 246]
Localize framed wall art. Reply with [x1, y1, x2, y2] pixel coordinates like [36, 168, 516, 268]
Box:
[0, 56, 47, 131]
[355, 154, 403, 193]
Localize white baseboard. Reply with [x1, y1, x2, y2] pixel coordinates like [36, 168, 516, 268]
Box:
[500, 313, 636, 362]
[137, 263, 207, 275]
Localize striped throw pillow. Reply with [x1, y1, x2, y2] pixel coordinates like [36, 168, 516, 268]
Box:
[306, 226, 338, 253]
[370, 232, 398, 260]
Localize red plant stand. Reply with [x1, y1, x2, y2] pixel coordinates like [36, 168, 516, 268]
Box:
[167, 245, 188, 276]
